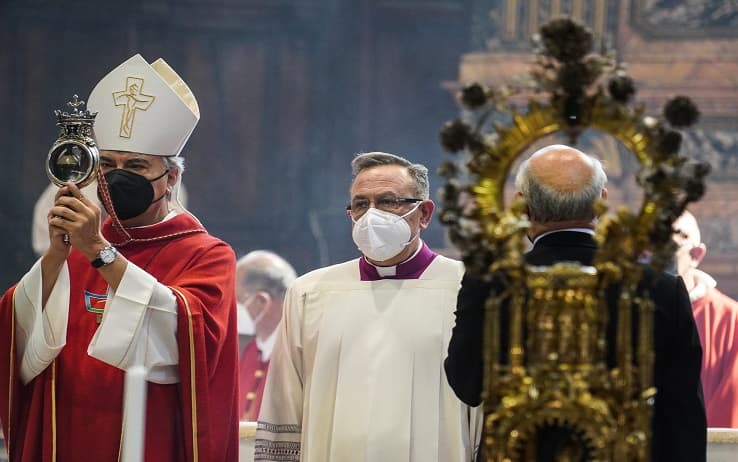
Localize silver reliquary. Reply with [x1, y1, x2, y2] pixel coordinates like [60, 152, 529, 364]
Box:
[47, 95, 99, 187]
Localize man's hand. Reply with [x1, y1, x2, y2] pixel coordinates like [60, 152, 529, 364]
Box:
[48, 181, 108, 261]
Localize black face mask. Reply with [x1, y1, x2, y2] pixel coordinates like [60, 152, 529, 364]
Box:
[98, 169, 169, 220]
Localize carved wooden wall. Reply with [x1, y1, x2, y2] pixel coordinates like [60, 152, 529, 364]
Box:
[2, 0, 736, 298]
[0, 0, 472, 288]
[460, 0, 738, 298]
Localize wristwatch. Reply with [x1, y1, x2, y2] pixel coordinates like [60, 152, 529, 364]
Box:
[91, 245, 118, 268]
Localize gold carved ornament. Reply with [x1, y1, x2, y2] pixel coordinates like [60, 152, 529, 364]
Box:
[438, 17, 709, 462]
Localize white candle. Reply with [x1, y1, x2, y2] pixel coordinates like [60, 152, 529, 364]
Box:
[121, 365, 148, 462]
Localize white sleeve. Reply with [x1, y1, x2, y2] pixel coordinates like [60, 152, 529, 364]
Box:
[31, 184, 57, 257]
[15, 258, 71, 384]
[255, 284, 304, 461]
[87, 262, 180, 384]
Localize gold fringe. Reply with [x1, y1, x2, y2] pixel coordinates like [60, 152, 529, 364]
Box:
[171, 287, 199, 462]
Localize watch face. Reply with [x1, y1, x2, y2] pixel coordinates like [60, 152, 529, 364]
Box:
[100, 246, 117, 264]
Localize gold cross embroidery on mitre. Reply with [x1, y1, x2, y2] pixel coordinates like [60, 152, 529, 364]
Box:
[112, 76, 155, 138]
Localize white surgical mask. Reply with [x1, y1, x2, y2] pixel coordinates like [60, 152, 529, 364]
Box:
[236, 302, 255, 336]
[247, 293, 271, 326]
[238, 294, 269, 334]
[351, 203, 421, 262]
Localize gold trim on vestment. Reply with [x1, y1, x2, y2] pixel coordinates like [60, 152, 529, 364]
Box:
[51, 360, 57, 462]
[170, 287, 199, 462]
[117, 438, 122, 462]
[8, 293, 57, 460]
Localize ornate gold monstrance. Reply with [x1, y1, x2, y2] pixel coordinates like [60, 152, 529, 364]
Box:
[439, 18, 709, 461]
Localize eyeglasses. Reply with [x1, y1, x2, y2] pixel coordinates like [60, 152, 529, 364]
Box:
[346, 196, 423, 217]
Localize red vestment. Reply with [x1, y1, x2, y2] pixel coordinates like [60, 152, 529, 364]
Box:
[0, 213, 240, 461]
[692, 287, 738, 428]
[237, 340, 269, 422]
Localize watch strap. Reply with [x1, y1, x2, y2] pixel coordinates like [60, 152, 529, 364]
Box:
[91, 245, 117, 268]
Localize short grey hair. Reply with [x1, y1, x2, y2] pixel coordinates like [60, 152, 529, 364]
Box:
[162, 156, 185, 174]
[351, 152, 430, 199]
[161, 156, 185, 201]
[514, 151, 607, 223]
[236, 250, 297, 299]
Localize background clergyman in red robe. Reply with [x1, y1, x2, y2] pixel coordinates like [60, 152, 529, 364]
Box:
[234, 250, 296, 422]
[675, 210, 738, 428]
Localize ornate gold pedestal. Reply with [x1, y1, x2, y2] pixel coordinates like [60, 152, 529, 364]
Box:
[439, 18, 709, 462]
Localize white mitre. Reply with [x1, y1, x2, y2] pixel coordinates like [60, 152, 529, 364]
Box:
[87, 54, 200, 157]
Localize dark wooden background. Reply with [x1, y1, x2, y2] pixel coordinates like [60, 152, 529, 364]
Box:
[0, 0, 473, 289]
[1, 0, 737, 298]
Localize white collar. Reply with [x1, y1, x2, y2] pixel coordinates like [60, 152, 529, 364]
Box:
[127, 210, 179, 229]
[532, 228, 595, 246]
[256, 329, 278, 362]
[688, 269, 717, 302]
[367, 239, 424, 277]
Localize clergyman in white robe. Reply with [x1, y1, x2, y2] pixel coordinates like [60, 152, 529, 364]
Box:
[255, 242, 482, 462]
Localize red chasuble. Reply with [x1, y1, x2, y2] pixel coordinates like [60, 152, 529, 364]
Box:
[693, 287, 738, 428]
[237, 341, 269, 422]
[0, 213, 240, 461]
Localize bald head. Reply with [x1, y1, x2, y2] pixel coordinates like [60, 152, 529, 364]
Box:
[235, 250, 297, 302]
[515, 144, 607, 224]
[672, 210, 707, 287]
[528, 145, 600, 192]
[673, 210, 701, 248]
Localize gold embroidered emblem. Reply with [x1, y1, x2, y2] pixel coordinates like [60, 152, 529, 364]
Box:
[112, 76, 155, 138]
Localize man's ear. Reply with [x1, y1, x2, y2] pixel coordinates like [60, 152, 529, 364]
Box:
[513, 191, 525, 207]
[419, 200, 435, 229]
[166, 166, 178, 190]
[689, 243, 707, 266]
[254, 291, 272, 308]
[513, 191, 531, 218]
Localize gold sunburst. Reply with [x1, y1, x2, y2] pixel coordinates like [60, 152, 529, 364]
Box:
[439, 17, 708, 462]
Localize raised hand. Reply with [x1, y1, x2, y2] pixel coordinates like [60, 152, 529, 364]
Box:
[48, 181, 107, 262]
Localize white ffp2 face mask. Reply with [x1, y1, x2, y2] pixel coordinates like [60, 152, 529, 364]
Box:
[243, 293, 270, 328]
[236, 302, 255, 336]
[351, 203, 421, 262]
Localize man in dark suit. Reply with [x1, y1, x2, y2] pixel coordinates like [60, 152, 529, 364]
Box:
[445, 144, 706, 462]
